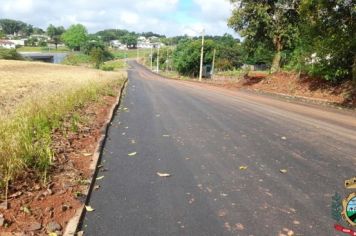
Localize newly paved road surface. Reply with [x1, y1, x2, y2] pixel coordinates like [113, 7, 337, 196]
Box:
[83, 61, 356, 235]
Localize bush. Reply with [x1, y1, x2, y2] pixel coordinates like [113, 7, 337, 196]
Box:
[0, 48, 23, 60]
[62, 53, 91, 65]
[101, 64, 114, 71]
[89, 47, 114, 69]
[173, 39, 216, 77]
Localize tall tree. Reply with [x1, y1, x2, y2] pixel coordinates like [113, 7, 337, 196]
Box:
[61, 24, 88, 51]
[228, 0, 300, 72]
[298, 0, 355, 82]
[0, 19, 27, 35]
[47, 24, 65, 49]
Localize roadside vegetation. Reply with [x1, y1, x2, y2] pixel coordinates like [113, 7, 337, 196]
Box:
[0, 48, 23, 60]
[0, 60, 125, 201]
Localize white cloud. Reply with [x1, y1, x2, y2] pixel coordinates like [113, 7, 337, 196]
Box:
[0, 0, 237, 36]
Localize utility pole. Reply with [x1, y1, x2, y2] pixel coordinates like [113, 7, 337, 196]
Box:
[211, 48, 216, 79]
[156, 45, 160, 73]
[199, 29, 205, 82]
[150, 46, 153, 71]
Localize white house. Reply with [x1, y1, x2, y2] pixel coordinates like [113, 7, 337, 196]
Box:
[110, 40, 127, 50]
[0, 40, 16, 49]
[8, 39, 26, 46]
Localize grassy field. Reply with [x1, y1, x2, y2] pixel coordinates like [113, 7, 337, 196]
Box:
[0, 60, 126, 195]
[111, 48, 152, 59]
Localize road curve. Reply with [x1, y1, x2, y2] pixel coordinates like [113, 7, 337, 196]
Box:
[83, 61, 356, 236]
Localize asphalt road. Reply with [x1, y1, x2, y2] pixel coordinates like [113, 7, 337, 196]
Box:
[83, 61, 356, 236]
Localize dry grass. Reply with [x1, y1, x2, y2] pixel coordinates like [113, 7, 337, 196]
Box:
[0, 60, 123, 116]
[0, 60, 126, 197]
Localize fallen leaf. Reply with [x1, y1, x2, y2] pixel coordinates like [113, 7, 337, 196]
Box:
[94, 185, 100, 190]
[157, 172, 171, 177]
[162, 134, 170, 137]
[239, 166, 248, 170]
[128, 152, 137, 156]
[281, 136, 287, 140]
[21, 206, 31, 215]
[85, 205, 95, 212]
[48, 233, 58, 236]
[280, 169, 288, 174]
[96, 176, 104, 180]
[130, 139, 136, 144]
[83, 153, 92, 157]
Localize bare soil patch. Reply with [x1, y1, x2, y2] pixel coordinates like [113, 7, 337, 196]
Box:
[213, 72, 356, 108]
[0, 84, 122, 235]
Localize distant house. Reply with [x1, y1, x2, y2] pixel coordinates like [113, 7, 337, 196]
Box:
[0, 40, 16, 49]
[110, 40, 127, 50]
[8, 39, 26, 46]
[137, 36, 154, 49]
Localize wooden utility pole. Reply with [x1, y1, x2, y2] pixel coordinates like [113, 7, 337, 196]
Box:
[199, 29, 205, 82]
[211, 48, 216, 79]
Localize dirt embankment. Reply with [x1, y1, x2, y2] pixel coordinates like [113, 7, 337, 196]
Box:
[211, 72, 356, 108]
[0, 95, 120, 235]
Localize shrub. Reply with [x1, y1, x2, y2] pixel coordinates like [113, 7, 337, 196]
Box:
[0, 48, 23, 60]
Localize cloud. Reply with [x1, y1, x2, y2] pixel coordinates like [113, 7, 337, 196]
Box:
[0, 0, 237, 37]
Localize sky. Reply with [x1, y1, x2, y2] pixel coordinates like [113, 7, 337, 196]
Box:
[0, 0, 238, 37]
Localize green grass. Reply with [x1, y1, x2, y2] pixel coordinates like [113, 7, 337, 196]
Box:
[110, 48, 152, 59]
[216, 69, 244, 77]
[62, 53, 91, 66]
[101, 59, 127, 71]
[17, 46, 70, 52]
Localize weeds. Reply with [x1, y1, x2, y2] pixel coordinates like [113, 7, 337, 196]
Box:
[0, 61, 126, 198]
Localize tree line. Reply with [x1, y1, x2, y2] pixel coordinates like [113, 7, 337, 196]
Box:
[228, 0, 355, 82]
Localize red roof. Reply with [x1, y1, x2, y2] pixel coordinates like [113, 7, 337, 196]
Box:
[0, 40, 15, 45]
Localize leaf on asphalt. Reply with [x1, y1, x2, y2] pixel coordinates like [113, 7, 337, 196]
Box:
[96, 176, 104, 180]
[122, 132, 126, 135]
[162, 134, 170, 137]
[131, 139, 136, 144]
[128, 152, 137, 156]
[157, 172, 171, 177]
[85, 205, 95, 212]
[239, 166, 248, 170]
[280, 169, 288, 174]
[94, 185, 100, 191]
[156, 114, 160, 117]
[281, 136, 287, 140]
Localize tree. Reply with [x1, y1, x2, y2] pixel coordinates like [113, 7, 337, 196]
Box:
[47, 24, 65, 49]
[94, 29, 131, 43]
[296, 0, 356, 82]
[33, 27, 45, 35]
[89, 47, 113, 69]
[61, 24, 88, 51]
[173, 39, 216, 77]
[120, 33, 138, 48]
[0, 19, 28, 35]
[228, 0, 300, 72]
